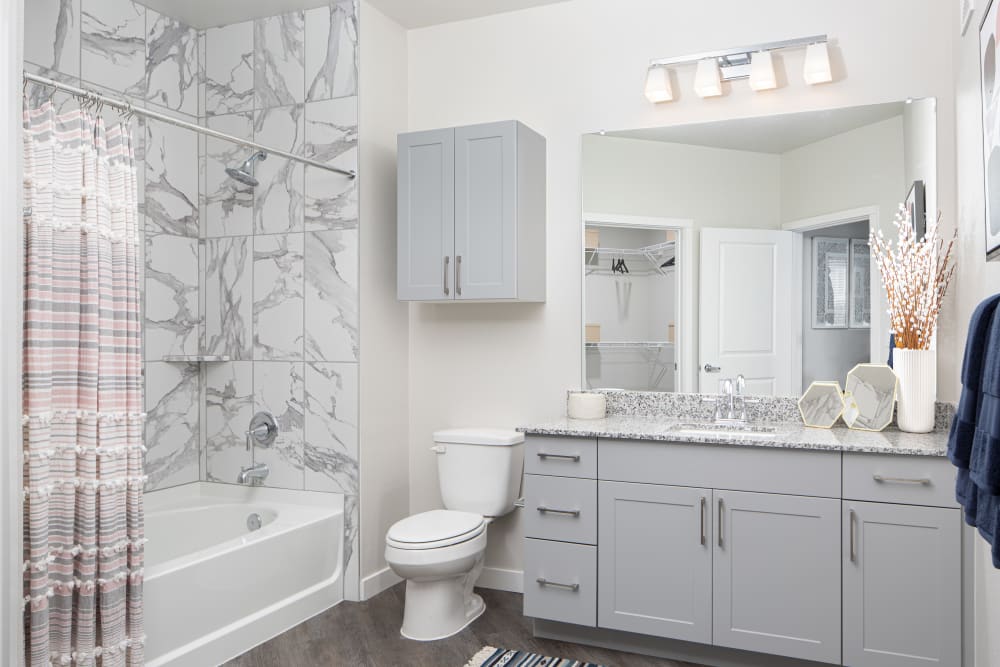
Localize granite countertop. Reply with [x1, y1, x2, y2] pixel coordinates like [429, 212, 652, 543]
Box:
[518, 415, 950, 457]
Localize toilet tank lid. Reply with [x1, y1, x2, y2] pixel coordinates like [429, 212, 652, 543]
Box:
[433, 428, 525, 446]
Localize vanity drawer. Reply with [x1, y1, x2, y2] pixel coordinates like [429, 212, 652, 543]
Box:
[523, 474, 597, 544]
[843, 453, 957, 508]
[523, 538, 596, 627]
[525, 436, 597, 478]
[599, 439, 842, 498]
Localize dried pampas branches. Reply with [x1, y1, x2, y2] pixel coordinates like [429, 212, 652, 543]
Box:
[869, 206, 955, 351]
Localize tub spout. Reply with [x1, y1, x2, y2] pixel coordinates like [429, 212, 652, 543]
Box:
[237, 463, 269, 485]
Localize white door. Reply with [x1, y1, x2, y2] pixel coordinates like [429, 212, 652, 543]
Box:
[699, 228, 797, 395]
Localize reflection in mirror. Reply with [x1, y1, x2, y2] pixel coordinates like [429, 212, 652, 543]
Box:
[581, 98, 937, 397]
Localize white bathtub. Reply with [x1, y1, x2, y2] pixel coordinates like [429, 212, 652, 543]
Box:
[144, 483, 344, 666]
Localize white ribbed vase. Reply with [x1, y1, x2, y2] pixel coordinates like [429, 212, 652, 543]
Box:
[894, 348, 937, 433]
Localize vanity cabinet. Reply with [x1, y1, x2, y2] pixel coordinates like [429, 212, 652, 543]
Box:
[522, 435, 965, 667]
[713, 491, 841, 664]
[842, 501, 961, 667]
[597, 481, 713, 643]
[397, 121, 546, 302]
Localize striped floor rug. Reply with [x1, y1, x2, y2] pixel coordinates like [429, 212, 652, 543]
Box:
[465, 646, 605, 667]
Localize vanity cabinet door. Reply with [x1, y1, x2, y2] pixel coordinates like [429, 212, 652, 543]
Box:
[397, 128, 455, 301]
[713, 490, 841, 665]
[843, 501, 961, 667]
[597, 481, 713, 643]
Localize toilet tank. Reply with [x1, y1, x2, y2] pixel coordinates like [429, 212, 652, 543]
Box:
[433, 428, 525, 517]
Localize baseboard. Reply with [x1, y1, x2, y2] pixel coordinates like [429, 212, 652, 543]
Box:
[476, 567, 523, 593]
[360, 566, 403, 600]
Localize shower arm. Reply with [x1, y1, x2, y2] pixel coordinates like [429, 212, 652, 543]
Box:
[23, 72, 356, 179]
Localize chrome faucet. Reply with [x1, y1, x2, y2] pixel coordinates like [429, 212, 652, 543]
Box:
[237, 411, 277, 486]
[237, 463, 269, 485]
[714, 374, 749, 424]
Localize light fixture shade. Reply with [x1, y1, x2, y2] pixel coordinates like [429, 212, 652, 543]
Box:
[694, 58, 722, 98]
[748, 51, 777, 91]
[803, 42, 832, 85]
[644, 65, 673, 103]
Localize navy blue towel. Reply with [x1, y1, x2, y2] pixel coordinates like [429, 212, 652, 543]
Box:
[970, 302, 1000, 494]
[949, 294, 1000, 468]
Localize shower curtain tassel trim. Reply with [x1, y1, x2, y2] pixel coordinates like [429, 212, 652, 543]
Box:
[23, 475, 149, 498]
[48, 635, 147, 664]
[23, 411, 148, 425]
[23, 443, 148, 461]
[22, 537, 149, 571]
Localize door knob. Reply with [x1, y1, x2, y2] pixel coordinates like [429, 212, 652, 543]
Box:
[704, 364, 721, 373]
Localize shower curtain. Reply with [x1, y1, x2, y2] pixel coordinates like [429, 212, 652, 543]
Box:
[22, 101, 145, 666]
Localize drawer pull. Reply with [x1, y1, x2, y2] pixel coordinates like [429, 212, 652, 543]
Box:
[537, 452, 581, 462]
[537, 506, 581, 517]
[873, 474, 931, 485]
[536, 577, 579, 592]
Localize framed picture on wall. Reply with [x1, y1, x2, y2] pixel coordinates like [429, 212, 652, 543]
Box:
[812, 237, 849, 329]
[849, 239, 871, 329]
[905, 180, 927, 240]
[980, 0, 1000, 259]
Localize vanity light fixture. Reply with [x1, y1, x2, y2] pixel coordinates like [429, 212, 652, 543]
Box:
[803, 41, 833, 85]
[694, 59, 723, 98]
[748, 51, 777, 91]
[644, 34, 830, 103]
[643, 64, 674, 103]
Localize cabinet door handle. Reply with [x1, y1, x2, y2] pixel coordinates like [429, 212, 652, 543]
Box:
[456, 255, 463, 296]
[443, 256, 450, 296]
[873, 474, 931, 485]
[717, 498, 724, 548]
[700, 496, 707, 546]
[849, 509, 857, 563]
[536, 577, 579, 592]
[536, 452, 581, 462]
[537, 506, 581, 517]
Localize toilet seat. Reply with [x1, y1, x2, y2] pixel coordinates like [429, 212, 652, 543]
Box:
[386, 510, 486, 551]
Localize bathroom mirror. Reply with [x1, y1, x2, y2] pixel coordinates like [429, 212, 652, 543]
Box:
[581, 98, 937, 396]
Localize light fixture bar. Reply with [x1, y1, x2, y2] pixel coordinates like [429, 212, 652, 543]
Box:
[649, 34, 827, 68]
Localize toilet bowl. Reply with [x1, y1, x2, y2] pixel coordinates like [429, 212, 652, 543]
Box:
[385, 510, 489, 641]
[385, 428, 525, 641]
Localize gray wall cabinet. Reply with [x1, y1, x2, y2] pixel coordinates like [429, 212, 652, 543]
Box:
[597, 481, 713, 643]
[713, 491, 841, 664]
[521, 435, 966, 667]
[397, 121, 545, 302]
[842, 501, 961, 667]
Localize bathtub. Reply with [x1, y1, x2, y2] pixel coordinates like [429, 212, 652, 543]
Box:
[144, 483, 344, 666]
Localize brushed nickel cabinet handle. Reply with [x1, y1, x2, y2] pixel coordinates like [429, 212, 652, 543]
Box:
[537, 506, 581, 517]
[717, 497, 724, 548]
[536, 452, 581, 462]
[700, 496, 707, 546]
[849, 509, 857, 562]
[456, 255, 463, 296]
[873, 474, 931, 485]
[536, 578, 579, 592]
[443, 256, 450, 296]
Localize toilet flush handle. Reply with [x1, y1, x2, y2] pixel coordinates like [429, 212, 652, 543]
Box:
[430, 445, 447, 454]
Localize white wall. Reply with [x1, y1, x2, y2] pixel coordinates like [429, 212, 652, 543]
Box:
[358, 0, 410, 591]
[405, 0, 957, 576]
[952, 3, 1000, 664]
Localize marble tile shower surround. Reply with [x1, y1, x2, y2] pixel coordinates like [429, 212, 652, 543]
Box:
[580, 390, 957, 431]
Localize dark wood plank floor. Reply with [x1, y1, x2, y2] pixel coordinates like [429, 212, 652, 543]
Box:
[225, 584, 705, 667]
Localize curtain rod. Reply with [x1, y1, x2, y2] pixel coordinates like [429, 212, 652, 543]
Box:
[23, 72, 356, 178]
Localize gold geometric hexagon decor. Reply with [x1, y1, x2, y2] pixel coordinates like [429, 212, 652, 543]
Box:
[798, 381, 846, 428]
[843, 363, 898, 432]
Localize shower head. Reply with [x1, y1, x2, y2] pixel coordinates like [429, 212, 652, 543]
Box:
[226, 150, 267, 187]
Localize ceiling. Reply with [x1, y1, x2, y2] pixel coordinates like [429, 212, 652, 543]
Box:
[607, 102, 910, 154]
[365, 0, 571, 28]
[139, 0, 571, 30]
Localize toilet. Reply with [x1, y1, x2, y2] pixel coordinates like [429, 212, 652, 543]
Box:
[385, 428, 525, 641]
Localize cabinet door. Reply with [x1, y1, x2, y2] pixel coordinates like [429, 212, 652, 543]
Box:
[598, 481, 713, 643]
[713, 490, 841, 664]
[843, 501, 961, 667]
[454, 122, 517, 300]
[397, 128, 454, 300]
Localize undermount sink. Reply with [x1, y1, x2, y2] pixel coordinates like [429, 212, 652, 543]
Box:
[668, 423, 787, 439]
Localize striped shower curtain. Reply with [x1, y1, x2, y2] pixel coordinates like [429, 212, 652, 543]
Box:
[22, 102, 145, 666]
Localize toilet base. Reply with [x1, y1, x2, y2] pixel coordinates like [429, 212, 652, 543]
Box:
[399, 555, 486, 641]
